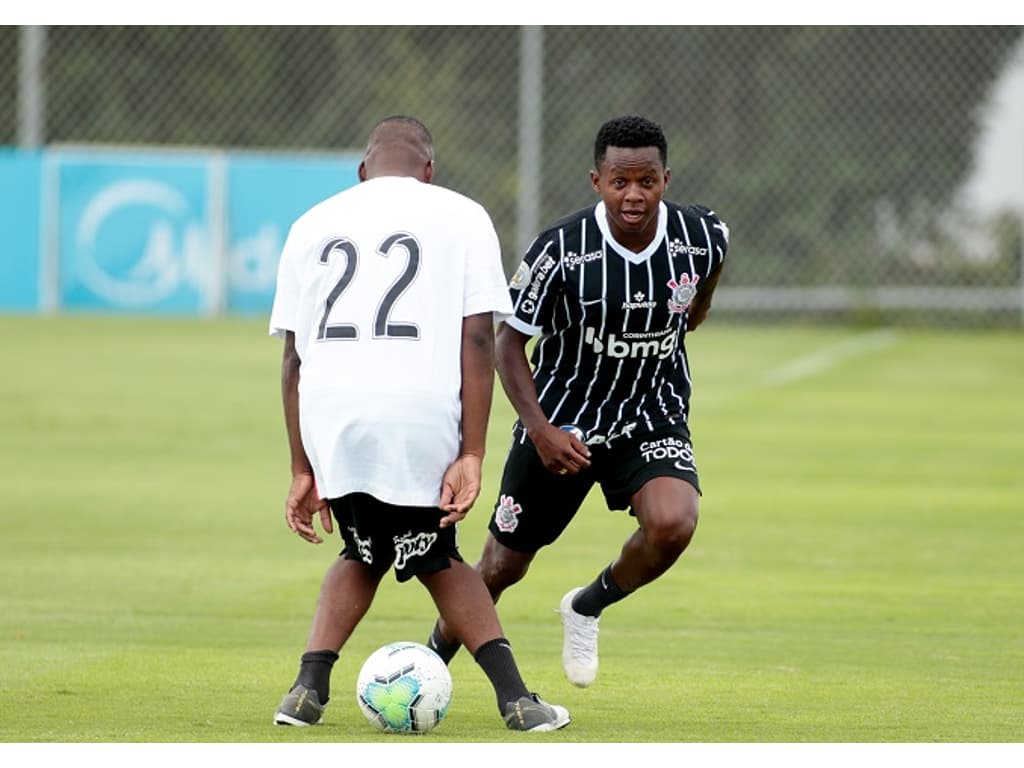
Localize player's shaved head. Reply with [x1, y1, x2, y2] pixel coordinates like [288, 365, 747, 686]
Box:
[359, 115, 435, 183]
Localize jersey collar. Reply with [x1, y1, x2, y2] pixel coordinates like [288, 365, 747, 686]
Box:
[594, 200, 668, 264]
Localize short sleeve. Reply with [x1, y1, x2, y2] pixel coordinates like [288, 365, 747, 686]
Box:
[503, 233, 562, 337]
[462, 203, 515, 319]
[690, 204, 729, 271]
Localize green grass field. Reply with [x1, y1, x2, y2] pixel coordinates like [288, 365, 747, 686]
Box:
[1, 315, 1022, 744]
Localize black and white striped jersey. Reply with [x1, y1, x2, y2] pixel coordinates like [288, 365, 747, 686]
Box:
[504, 199, 729, 445]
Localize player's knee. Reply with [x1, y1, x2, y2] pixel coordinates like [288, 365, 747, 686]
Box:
[475, 538, 533, 598]
[476, 558, 527, 599]
[644, 503, 698, 556]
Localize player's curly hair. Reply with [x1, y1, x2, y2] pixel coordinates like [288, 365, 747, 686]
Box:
[594, 115, 667, 169]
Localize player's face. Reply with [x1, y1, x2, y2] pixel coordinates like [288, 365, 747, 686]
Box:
[591, 146, 669, 251]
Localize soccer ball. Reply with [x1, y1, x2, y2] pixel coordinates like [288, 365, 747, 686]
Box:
[356, 641, 453, 734]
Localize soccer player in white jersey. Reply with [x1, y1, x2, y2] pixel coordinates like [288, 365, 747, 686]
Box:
[427, 115, 730, 692]
[268, 116, 569, 732]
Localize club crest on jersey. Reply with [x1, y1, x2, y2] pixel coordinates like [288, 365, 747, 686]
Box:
[510, 262, 532, 290]
[667, 273, 700, 313]
[494, 494, 523, 533]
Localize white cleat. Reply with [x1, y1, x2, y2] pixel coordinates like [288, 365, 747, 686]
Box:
[559, 587, 599, 687]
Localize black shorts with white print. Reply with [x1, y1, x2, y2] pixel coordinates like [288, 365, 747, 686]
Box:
[487, 423, 700, 554]
[329, 493, 463, 583]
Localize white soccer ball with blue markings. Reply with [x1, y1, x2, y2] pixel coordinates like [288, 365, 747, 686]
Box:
[356, 641, 453, 734]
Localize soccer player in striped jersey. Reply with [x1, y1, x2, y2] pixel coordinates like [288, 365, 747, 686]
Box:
[427, 115, 729, 689]
[269, 116, 569, 732]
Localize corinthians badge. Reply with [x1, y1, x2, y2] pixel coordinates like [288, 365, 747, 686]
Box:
[667, 273, 700, 313]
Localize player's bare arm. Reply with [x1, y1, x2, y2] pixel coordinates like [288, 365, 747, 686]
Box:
[686, 261, 724, 332]
[495, 323, 591, 475]
[281, 331, 331, 543]
[439, 312, 495, 525]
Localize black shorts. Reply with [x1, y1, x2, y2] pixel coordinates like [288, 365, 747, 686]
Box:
[329, 493, 463, 583]
[488, 423, 701, 553]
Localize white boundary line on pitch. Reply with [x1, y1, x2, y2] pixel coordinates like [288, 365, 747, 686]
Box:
[694, 328, 901, 412]
[757, 329, 901, 387]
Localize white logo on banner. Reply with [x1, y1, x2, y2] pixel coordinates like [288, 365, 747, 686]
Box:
[229, 223, 282, 292]
[76, 179, 210, 306]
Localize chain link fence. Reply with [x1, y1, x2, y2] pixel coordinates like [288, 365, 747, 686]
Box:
[3, 25, 1022, 325]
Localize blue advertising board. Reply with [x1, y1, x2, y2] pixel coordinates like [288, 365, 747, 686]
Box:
[0, 150, 42, 312]
[226, 154, 358, 314]
[56, 150, 213, 314]
[0, 145, 360, 315]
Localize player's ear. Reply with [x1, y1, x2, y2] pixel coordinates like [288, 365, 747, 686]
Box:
[423, 159, 435, 184]
[358, 161, 368, 182]
[590, 169, 600, 193]
[664, 168, 671, 189]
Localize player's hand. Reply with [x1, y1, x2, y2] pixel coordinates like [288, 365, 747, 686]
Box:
[439, 454, 482, 527]
[285, 471, 331, 544]
[531, 423, 592, 476]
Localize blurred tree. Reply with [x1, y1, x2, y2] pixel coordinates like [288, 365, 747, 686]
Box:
[541, 26, 1022, 285]
[5, 25, 1021, 285]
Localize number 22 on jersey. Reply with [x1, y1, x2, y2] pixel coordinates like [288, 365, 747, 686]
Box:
[316, 232, 422, 342]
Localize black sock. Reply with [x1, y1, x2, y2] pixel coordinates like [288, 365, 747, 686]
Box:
[427, 620, 463, 664]
[572, 564, 631, 617]
[473, 637, 530, 713]
[293, 649, 339, 705]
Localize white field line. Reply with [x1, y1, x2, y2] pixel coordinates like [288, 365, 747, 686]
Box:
[757, 329, 901, 387]
[696, 329, 901, 412]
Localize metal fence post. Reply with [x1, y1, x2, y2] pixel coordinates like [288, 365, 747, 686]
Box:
[18, 25, 46, 148]
[516, 25, 543, 268]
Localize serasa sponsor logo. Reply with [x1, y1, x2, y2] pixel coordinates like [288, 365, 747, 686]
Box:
[668, 238, 708, 257]
[563, 249, 603, 269]
[639, 437, 694, 464]
[584, 326, 678, 360]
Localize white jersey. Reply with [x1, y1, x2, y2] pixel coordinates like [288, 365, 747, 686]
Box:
[269, 176, 513, 506]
